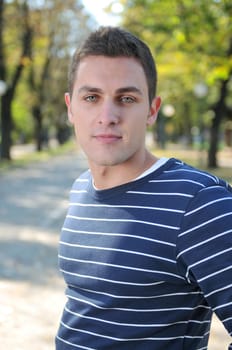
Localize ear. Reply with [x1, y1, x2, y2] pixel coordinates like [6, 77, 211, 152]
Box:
[147, 96, 162, 126]
[65, 92, 74, 124]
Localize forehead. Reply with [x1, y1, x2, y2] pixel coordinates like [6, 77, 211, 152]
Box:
[74, 55, 147, 89]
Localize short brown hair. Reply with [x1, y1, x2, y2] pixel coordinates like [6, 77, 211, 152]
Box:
[68, 26, 157, 104]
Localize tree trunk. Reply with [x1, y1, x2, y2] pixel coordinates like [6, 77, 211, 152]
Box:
[33, 105, 43, 151]
[208, 78, 230, 168]
[30, 31, 53, 152]
[208, 117, 220, 168]
[1, 91, 12, 159]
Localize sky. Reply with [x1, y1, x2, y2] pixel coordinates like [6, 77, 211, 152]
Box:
[82, 0, 122, 26]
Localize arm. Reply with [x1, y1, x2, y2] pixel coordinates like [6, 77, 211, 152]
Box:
[177, 185, 232, 348]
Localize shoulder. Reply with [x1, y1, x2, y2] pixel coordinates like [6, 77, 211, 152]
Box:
[163, 158, 231, 193]
[71, 169, 92, 191]
[174, 158, 232, 242]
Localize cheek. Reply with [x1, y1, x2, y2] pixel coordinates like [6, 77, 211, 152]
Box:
[73, 118, 90, 143]
[131, 114, 148, 135]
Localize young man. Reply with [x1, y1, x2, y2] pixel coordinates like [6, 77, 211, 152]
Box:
[56, 26, 232, 349]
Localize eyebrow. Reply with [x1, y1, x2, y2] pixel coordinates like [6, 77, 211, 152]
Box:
[116, 86, 143, 95]
[78, 86, 103, 94]
[77, 85, 143, 95]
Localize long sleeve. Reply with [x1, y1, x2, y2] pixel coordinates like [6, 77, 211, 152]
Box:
[177, 184, 232, 348]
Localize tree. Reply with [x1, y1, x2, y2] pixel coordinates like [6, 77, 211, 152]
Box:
[208, 38, 232, 167]
[0, 0, 93, 159]
[28, 0, 93, 151]
[0, 0, 32, 160]
[119, 0, 232, 167]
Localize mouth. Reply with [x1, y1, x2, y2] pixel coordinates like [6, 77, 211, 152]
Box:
[94, 134, 122, 144]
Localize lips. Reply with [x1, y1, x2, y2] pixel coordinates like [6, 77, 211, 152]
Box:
[94, 134, 122, 144]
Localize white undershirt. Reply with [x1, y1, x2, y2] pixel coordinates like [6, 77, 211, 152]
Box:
[93, 157, 169, 190]
[135, 157, 169, 180]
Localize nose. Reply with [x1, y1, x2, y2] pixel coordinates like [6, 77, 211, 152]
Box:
[97, 99, 120, 125]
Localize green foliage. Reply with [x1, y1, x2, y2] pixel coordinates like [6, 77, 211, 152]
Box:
[119, 0, 232, 146]
[0, 0, 93, 151]
[12, 79, 34, 142]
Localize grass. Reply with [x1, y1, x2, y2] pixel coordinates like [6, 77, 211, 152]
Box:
[0, 140, 77, 173]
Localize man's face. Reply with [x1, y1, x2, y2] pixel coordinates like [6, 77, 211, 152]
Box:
[65, 55, 160, 169]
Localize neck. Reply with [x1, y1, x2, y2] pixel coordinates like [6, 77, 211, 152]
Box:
[90, 151, 158, 190]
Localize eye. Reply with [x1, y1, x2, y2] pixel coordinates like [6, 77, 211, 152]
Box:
[120, 96, 136, 104]
[85, 95, 98, 102]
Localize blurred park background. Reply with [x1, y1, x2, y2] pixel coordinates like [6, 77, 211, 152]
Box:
[0, 0, 231, 349]
[0, 0, 231, 168]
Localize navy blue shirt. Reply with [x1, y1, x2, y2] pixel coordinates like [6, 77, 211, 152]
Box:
[56, 158, 232, 349]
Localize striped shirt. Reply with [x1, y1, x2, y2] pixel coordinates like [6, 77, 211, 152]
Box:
[56, 158, 232, 349]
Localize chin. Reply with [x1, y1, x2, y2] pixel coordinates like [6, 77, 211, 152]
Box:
[93, 156, 128, 167]
[87, 150, 133, 167]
